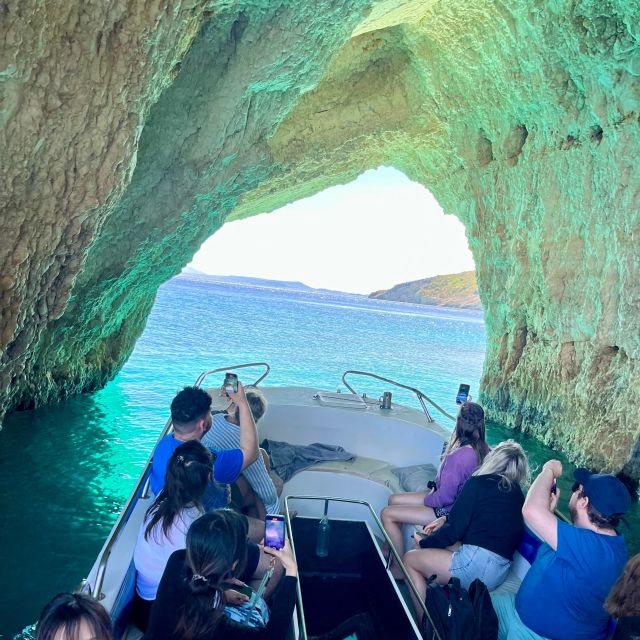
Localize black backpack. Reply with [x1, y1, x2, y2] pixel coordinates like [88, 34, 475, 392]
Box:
[421, 577, 498, 640]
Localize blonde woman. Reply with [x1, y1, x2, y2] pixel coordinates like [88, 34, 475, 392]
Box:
[404, 441, 529, 617]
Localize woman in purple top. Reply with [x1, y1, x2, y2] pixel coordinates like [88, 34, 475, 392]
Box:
[381, 402, 489, 578]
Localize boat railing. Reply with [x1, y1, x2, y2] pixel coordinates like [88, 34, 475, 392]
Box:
[87, 363, 270, 600]
[88, 418, 172, 600]
[341, 370, 456, 424]
[194, 361, 271, 388]
[284, 495, 443, 640]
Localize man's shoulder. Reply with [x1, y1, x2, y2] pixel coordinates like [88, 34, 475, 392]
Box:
[154, 434, 178, 457]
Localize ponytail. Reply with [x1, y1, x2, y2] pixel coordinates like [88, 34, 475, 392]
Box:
[145, 441, 213, 541]
[175, 510, 249, 639]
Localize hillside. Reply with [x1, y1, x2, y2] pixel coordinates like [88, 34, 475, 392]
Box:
[369, 271, 481, 309]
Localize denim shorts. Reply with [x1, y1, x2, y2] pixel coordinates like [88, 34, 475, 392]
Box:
[449, 544, 511, 591]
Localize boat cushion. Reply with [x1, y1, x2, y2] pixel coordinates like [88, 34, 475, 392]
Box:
[309, 456, 405, 493]
[390, 463, 438, 492]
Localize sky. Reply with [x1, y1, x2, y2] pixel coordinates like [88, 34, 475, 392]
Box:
[187, 167, 475, 294]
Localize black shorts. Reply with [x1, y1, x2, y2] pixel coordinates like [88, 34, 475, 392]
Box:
[240, 542, 261, 582]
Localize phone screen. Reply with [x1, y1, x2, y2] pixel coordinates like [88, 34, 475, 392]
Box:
[265, 515, 285, 550]
[224, 372, 238, 393]
[456, 383, 470, 405]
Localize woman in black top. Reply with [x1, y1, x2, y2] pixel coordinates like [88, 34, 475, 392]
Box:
[144, 510, 298, 640]
[403, 440, 529, 617]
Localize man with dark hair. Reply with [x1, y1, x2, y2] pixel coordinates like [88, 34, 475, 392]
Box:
[202, 386, 281, 519]
[492, 460, 630, 640]
[150, 383, 259, 499]
[148, 382, 283, 599]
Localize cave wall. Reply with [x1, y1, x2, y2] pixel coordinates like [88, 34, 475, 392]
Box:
[1, 0, 639, 475]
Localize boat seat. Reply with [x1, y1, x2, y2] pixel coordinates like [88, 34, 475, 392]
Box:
[308, 456, 404, 494]
[492, 527, 541, 596]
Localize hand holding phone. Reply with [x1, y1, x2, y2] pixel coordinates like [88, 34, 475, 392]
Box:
[223, 372, 239, 395]
[221, 580, 253, 601]
[456, 383, 470, 405]
[265, 514, 285, 550]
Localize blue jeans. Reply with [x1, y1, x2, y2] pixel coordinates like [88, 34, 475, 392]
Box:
[449, 544, 511, 590]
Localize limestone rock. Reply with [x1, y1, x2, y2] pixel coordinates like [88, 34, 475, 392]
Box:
[1, 0, 640, 477]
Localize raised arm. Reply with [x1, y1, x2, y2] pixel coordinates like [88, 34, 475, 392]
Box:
[228, 381, 259, 471]
[522, 459, 562, 550]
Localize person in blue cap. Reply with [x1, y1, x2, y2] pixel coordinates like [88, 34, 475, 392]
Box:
[492, 460, 631, 640]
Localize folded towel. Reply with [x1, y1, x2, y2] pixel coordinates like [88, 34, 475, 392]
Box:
[260, 438, 355, 483]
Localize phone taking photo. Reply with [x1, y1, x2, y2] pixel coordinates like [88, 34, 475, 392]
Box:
[265, 514, 285, 550]
[221, 582, 253, 599]
[456, 383, 470, 405]
[223, 372, 238, 394]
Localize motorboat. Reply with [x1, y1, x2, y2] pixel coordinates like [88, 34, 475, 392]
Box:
[80, 363, 534, 639]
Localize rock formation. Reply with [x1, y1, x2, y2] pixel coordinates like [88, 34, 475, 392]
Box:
[370, 271, 481, 309]
[2, 0, 639, 477]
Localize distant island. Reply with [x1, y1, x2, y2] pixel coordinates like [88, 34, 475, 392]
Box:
[178, 271, 340, 294]
[178, 270, 481, 309]
[369, 271, 481, 309]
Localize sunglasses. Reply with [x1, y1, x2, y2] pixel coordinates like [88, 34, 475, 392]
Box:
[571, 481, 581, 493]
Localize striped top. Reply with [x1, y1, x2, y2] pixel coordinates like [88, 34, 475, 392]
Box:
[202, 413, 281, 515]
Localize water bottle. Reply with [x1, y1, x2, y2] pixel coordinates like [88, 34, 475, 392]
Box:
[316, 516, 330, 557]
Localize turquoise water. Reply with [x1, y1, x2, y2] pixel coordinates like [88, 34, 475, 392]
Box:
[1, 275, 637, 637]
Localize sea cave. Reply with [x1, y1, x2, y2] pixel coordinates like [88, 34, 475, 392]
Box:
[1, 0, 639, 477]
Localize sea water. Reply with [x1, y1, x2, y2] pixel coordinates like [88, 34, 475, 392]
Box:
[1, 274, 637, 637]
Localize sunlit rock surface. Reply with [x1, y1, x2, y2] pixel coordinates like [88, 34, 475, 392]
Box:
[1, 0, 639, 477]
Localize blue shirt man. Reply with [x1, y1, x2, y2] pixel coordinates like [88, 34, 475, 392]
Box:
[492, 464, 630, 640]
[150, 384, 259, 503]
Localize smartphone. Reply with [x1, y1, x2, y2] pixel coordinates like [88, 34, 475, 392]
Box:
[223, 372, 238, 394]
[221, 582, 253, 598]
[455, 383, 470, 405]
[265, 514, 285, 550]
[550, 481, 557, 495]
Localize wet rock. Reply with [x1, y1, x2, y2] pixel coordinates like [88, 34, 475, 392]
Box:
[1, 0, 639, 476]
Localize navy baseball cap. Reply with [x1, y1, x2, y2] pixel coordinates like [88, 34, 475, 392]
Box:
[574, 468, 631, 517]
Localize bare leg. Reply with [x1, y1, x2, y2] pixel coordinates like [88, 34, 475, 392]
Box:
[246, 515, 265, 543]
[248, 549, 284, 600]
[404, 548, 453, 620]
[381, 495, 436, 577]
[235, 476, 267, 520]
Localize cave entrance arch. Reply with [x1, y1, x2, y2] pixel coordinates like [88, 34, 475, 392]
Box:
[185, 163, 484, 419]
[2, 0, 638, 481]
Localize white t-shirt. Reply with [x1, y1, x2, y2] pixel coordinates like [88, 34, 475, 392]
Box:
[133, 505, 202, 600]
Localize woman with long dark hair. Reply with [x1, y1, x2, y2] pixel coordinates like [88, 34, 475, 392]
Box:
[36, 592, 113, 640]
[381, 402, 490, 576]
[133, 440, 213, 630]
[145, 510, 298, 639]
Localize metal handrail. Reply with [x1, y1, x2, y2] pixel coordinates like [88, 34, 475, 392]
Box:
[89, 363, 270, 600]
[194, 362, 270, 388]
[284, 495, 443, 640]
[89, 415, 173, 599]
[341, 370, 456, 423]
